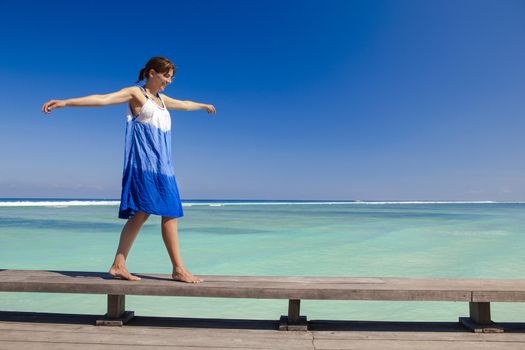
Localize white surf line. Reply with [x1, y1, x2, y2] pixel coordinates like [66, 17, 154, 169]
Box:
[0, 200, 523, 207]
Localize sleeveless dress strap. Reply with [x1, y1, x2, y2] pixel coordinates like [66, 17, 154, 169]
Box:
[157, 93, 167, 109]
[138, 86, 150, 99]
[139, 86, 166, 109]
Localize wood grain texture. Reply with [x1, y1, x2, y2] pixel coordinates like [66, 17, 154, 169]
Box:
[1, 315, 525, 350]
[3, 269, 523, 302]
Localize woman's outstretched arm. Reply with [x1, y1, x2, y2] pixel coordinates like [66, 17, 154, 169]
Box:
[41, 87, 140, 114]
[160, 94, 216, 114]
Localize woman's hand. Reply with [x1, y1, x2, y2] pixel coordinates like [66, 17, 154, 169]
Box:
[41, 100, 67, 114]
[202, 104, 216, 114]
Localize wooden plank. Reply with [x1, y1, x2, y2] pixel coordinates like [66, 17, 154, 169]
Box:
[0, 313, 306, 337]
[2, 320, 525, 350]
[473, 291, 525, 302]
[3, 269, 525, 294]
[0, 343, 253, 350]
[0, 327, 314, 349]
[313, 327, 525, 348]
[312, 326, 525, 340]
[3, 318, 525, 341]
[1, 269, 525, 302]
[1, 339, 524, 350]
[0, 271, 470, 300]
[0, 283, 473, 301]
[314, 339, 525, 350]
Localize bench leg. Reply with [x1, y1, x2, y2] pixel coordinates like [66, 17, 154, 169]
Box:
[459, 302, 503, 333]
[96, 294, 135, 326]
[470, 302, 491, 324]
[279, 299, 307, 331]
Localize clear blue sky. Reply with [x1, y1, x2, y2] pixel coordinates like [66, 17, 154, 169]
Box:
[0, 0, 524, 200]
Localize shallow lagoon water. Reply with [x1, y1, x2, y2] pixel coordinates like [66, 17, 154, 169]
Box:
[1, 200, 524, 322]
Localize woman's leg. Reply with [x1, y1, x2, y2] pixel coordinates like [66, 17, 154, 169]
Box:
[108, 211, 150, 281]
[161, 216, 203, 283]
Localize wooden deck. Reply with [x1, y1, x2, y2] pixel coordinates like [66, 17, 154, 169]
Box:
[1, 311, 525, 349]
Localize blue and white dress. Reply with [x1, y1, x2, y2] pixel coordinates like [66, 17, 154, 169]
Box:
[118, 86, 184, 219]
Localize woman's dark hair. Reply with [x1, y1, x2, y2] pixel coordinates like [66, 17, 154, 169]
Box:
[136, 56, 176, 83]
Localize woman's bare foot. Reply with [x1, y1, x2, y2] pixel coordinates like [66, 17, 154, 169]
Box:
[108, 265, 141, 281]
[172, 266, 203, 283]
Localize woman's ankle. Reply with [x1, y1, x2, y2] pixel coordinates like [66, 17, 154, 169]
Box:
[110, 263, 127, 270]
[173, 265, 186, 273]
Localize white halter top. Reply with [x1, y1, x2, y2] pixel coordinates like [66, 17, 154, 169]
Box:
[126, 86, 171, 132]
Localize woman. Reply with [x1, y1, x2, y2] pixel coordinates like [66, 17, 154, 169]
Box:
[41, 56, 216, 283]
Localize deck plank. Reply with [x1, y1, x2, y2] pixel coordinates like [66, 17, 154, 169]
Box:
[2, 316, 525, 350]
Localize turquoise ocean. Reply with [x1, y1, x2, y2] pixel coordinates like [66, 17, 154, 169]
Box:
[1, 198, 524, 322]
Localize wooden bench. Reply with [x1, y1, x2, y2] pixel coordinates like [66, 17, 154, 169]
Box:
[1, 269, 524, 332]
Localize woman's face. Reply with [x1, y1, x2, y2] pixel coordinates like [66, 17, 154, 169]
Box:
[148, 68, 174, 91]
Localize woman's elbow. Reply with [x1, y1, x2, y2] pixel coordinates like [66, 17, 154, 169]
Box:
[177, 101, 191, 111]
